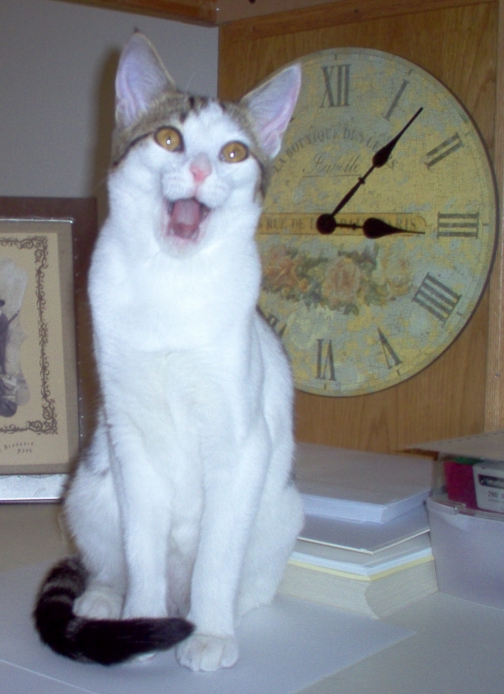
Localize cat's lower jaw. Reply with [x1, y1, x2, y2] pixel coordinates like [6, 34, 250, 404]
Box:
[175, 632, 239, 672]
[166, 197, 210, 243]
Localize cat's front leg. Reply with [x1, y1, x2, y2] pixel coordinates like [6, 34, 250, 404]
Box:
[176, 430, 269, 672]
[175, 613, 241, 672]
[106, 427, 173, 620]
[119, 485, 172, 620]
[176, 634, 239, 672]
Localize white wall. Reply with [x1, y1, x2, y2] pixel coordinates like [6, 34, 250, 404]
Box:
[0, 0, 218, 212]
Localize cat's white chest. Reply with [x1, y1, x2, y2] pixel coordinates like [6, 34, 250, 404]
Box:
[90, 230, 256, 353]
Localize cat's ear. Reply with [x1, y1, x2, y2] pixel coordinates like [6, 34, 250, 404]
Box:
[241, 65, 301, 159]
[115, 32, 177, 129]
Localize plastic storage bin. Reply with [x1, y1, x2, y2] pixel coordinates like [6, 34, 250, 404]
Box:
[427, 496, 504, 609]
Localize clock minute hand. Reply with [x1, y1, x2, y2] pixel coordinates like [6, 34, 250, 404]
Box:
[328, 163, 374, 219]
[317, 107, 423, 235]
[372, 106, 423, 168]
[333, 107, 424, 214]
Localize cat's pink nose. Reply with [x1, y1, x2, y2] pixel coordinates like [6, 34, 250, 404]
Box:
[190, 153, 212, 184]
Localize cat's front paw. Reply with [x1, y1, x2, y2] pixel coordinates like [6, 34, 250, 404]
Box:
[175, 633, 239, 672]
[74, 585, 123, 620]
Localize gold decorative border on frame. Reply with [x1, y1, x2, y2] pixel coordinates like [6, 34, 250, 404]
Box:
[0, 198, 97, 479]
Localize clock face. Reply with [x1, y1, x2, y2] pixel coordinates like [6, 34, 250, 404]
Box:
[257, 48, 498, 397]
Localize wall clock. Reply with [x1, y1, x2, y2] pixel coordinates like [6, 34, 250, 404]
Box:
[256, 47, 498, 398]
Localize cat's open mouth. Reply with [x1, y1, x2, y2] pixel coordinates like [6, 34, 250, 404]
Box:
[167, 198, 210, 241]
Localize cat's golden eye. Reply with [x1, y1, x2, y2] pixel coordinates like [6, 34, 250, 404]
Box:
[154, 127, 184, 152]
[220, 141, 249, 163]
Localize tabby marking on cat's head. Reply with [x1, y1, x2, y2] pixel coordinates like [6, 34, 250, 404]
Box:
[109, 33, 301, 251]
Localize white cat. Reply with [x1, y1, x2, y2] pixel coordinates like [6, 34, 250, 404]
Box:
[34, 33, 303, 673]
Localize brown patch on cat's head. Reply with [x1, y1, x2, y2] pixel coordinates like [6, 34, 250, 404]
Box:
[110, 92, 272, 200]
[111, 91, 209, 167]
[220, 100, 273, 197]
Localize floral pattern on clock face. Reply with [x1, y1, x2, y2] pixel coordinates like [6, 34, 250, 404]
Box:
[261, 239, 413, 314]
[257, 48, 498, 397]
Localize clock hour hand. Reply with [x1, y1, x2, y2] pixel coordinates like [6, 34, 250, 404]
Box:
[330, 217, 425, 239]
[316, 107, 423, 234]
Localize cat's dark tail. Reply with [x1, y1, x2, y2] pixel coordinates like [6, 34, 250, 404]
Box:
[33, 557, 194, 665]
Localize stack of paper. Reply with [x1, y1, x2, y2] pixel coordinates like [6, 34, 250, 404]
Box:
[279, 443, 438, 618]
[299, 503, 429, 553]
[294, 442, 434, 523]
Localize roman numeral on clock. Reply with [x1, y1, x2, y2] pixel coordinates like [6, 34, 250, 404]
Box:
[377, 328, 402, 369]
[412, 273, 461, 322]
[437, 212, 479, 238]
[425, 132, 463, 168]
[263, 312, 286, 337]
[316, 339, 337, 381]
[320, 64, 350, 108]
[384, 80, 409, 121]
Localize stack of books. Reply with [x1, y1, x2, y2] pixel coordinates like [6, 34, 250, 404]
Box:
[279, 443, 438, 618]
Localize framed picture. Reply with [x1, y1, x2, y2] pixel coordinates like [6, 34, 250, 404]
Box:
[0, 198, 97, 490]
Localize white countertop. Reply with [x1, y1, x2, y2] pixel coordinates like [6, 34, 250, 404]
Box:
[1, 503, 503, 694]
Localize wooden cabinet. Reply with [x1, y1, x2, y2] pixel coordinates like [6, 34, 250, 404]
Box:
[63, 0, 217, 23]
[218, 0, 504, 454]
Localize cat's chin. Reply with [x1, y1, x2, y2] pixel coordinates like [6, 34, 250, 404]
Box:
[165, 198, 210, 247]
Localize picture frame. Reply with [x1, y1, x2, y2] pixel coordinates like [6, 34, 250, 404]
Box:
[0, 197, 97, 500]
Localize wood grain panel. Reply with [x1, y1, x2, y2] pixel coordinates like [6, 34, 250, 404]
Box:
[61, 0, 217, 23]
[64, 0, 492, 26]
[485, 0, 504, 431]
[219, 0, 494, 39]
[219, 2, 499, 453]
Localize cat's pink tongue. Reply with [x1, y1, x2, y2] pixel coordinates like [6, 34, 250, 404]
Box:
[169, 198, 203, 239]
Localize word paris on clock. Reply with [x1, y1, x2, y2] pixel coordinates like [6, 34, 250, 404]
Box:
[257, 47, 498, 397]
